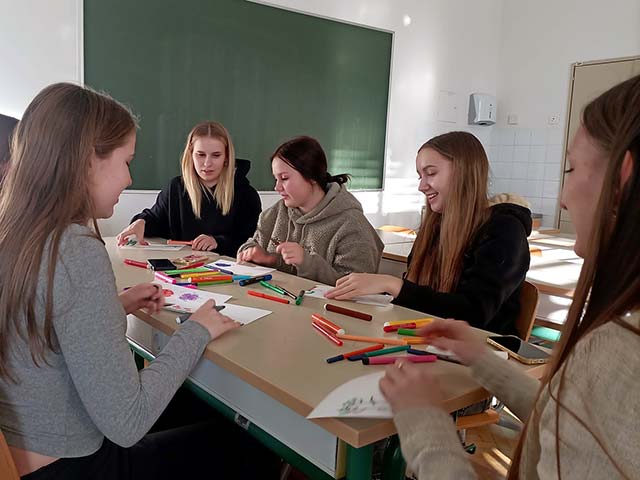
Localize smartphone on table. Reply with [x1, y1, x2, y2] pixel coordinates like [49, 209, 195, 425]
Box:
[486, 335, 550, 364]
[147, 258, 177, 271]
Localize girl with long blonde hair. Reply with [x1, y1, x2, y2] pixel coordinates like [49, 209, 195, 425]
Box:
[328, 131, 531, 334]
[380, 75, 640, 479]
[117, 121, 261, 254]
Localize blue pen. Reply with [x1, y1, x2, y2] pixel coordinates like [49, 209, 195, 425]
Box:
[232, 275, 252, 281]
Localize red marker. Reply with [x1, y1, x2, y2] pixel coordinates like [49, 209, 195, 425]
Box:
[312, 322, 343, 346]
[324, 303, 372, 321]
[124, 259, 148, 269]
[247, 290, 290, 304]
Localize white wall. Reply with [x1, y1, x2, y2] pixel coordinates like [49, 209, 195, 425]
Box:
[0, 1, 81, 118]
[489, 0, 640, 226]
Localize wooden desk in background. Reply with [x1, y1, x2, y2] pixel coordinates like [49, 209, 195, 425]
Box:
[107, 238, 544, 480]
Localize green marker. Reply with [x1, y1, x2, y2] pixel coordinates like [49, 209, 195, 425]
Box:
[259, 280, 285, 295]
[397, 328, 420, 337]
[295, 289, 305, 306]
[364, 345, 410, 358]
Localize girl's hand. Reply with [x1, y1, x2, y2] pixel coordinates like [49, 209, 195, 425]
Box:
[237, 246, 277, 266]
[192, 234, 217, 252]
[117, 219, 147, 246]
[417, 318, 488, 365]
[189, 300, 241, 340]
[119, 283, 164, 314]
[275, 242, 305, 266]
[326, 273, 402, 299]
[379, 360, 444, 413]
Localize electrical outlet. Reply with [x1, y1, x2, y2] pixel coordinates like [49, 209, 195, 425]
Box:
[548, 114, 560, 125]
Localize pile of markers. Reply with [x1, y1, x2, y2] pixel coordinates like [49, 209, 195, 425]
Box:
[309, 306, 441, 365]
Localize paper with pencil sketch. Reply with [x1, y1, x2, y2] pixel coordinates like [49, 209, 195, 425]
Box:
[158, 282, 232, 313]
[206, 260, 275, 277]
[305, 285, 393, 307]
[307, 372, 392, 419]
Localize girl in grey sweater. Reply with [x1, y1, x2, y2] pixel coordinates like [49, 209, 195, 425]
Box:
[0, 83, 250, 479]
[238, 136, 383, 285]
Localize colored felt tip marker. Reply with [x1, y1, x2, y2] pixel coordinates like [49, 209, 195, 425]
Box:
[238, 274, 273, 286]
[312, 322, 343, 346]
[326, 344, 386, 363]
[295, 290, 305, 306]
[403, 337, 430, 345]
[324, 303, 372, 321]
[198, 279, 233, 287]
[364, 345, 410, 358]
[167, 240, 193, 246]
[277, 285, 298, 300]
[397, 328, 421, 337]
[311, 314, 345, 336]
[362, 355, 437, 365]
[383, 318, 434, 328]
[259, 280, 286, 295]
[335, 334, 407, 346]
[247, 290, 289, 304]
[124, 259, 148, 269]
[383, 322, 417, 333]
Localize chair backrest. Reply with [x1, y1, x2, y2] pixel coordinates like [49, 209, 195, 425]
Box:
[0, 430, 19, 480]
[516, 281, 539, 341]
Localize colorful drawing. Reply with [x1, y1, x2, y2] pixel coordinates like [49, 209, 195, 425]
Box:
[179, 293, 200, 302]
[162, 289, 174, 297]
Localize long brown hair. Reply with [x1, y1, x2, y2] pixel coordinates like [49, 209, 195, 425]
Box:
[181, 122, 235, 218]
[508, 75, 640, 478]
[406, 131, 489, 292]
[0, 83, 136, 381]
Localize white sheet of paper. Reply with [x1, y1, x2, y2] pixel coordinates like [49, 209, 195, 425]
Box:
[307, 371, 392, 419]
[206, 260, 275, 277]
[305, 285, 393, 307]
[215, 303, 272, 326]
[158, 282, 232, 312]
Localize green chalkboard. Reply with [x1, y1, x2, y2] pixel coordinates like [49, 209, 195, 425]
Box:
[84, 0, 391, 191]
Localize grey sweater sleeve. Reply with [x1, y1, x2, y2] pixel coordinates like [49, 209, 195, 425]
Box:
[53, 230, 211, 447]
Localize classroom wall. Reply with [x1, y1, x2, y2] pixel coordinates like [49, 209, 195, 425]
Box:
[488, 0, 640, 226]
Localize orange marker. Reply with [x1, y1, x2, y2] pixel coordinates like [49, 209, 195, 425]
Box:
[167, 240, 193, 245]
[403, 337, 430, 345]
[311, 314, 345, 336]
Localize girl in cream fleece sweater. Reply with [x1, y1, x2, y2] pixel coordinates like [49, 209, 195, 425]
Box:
[380, 75, 640, 479]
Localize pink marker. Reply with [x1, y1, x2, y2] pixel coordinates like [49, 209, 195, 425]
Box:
[362, 355, 437, 365]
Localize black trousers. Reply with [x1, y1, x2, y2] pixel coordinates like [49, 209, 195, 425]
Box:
[22, 390, 282, 479]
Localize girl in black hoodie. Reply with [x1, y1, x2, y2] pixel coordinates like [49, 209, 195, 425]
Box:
[116, 122, 261, 256]
[327, 131, 531, 335]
